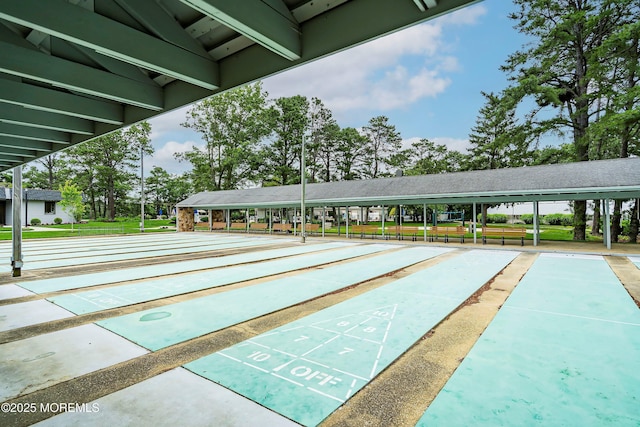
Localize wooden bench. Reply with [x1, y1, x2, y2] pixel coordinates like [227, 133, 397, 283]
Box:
[249, 222, 268, 233]
[429, 226, 466, 243]
[229, 222, 247, 232]
[211, 221, 226, 231]
[482, 227, 526, 246]
[305, 223, 320, 235]
[393, 225, 421, 241]
[349, 224, 379, 239]
[272, 223, 292, 233]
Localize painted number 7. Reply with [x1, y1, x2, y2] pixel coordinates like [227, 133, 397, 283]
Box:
[339, 347, 354, 355]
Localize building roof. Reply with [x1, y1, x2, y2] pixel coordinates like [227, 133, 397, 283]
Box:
[177, 157, 640, 209]
[1, 188, 62, 201]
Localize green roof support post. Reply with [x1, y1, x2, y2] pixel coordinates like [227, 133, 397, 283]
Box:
[11, 165, 23, 277]
[604, 199, 611, 250]
[533, 201, 539, 246]
[473, 202, 477, 244]
[382, 205, 385, 239]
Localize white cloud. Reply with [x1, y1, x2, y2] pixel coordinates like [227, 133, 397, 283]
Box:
[148, 140, 204, 175]
[263, 4, 486, 118]
[148, 106, 191, 140]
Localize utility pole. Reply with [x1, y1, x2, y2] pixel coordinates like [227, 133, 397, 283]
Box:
[301, 133, 306, 243]
[140, 145, 145, 233]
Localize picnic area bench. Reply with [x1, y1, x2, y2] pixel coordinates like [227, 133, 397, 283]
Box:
[305, 223, 320, 235]
[272, 223, 292, 233]
[393, 225, 421, 241]
[428, 226, 466, 243]
[211, 221, 226, 231]
[349, 224, 379, 239]
[482, 227, 526, 246]
[249, 222, 268, 233]
[229, 222, 247, 232]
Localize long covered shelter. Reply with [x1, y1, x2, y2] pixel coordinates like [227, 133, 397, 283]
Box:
[177, 157, 640, 249]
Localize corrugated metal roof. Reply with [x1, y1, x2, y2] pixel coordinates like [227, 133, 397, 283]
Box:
[177, 158, 640, 209]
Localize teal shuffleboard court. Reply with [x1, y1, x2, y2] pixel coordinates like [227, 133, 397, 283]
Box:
[50, 243, 393, 314]
[417, 253, 640, 427]
[0, 236, 282, 272]
[20, 241, 346, 294]
[630, 256, 640, 270]
[184, 249, 519, 427]
[98, 246, 451, 351]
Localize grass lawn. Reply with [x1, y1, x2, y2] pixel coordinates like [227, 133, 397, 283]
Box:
[0, 219, 175, 240]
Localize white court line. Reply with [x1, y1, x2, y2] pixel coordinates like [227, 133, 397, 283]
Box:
[345, 379, 358, 399]
[503, 305, 640, 327]
[217, 352, 241, 363]
[370, 346, 385, 379]
[243, 362, 269, 373]
[300, 334, 339, 357]
[331, 368, 368, 382]
[307, 387, 345, 403]
[300, 358, 330, 369]
[271, 373, 304, 387]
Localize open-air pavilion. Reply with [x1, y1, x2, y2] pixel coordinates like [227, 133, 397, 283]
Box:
[177, 157, 640, 250]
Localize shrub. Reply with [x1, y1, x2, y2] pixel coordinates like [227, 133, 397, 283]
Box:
[53, 217, 63, 224]
[30, 218, 41, 226]
[545, 213, 573, 226]
[520, 214, 534, 224]
[200, 216, 208, 223]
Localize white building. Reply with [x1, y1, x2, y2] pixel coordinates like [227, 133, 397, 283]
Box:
[1, 188, 76, 225]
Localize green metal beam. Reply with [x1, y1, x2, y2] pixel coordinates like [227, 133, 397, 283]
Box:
[115, 0, 212, 58]
[0, 123, 70, 143]
[180, 0, 301, 60]
[0, 136, 64, 152]
[0, 104, 94, 135]
[0, 146, 37, 158]
[0, 78, 123, 124]
[0, 0, 220, 90]
[0, 41, 163, 111]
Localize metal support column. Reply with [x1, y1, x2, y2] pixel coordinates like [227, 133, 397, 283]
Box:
[322, 206, 326, 237]
[300, 134, 306, 243]
[382, 205, 385, 238]
[11, 166, 23, 277]
[346, 206, 349, 238]
[604, 199, 611, 250]
[423, 204, 427, 241]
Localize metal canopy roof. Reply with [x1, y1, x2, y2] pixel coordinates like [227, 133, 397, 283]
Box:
[0, 0, 477, 171]
[177, 157, 640, 209]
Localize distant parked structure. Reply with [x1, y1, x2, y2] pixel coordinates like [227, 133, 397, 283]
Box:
[0, 188, 76, 225]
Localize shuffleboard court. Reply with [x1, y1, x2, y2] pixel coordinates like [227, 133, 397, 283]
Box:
[0, 285, 34, 300]
[18, 241, 348, 294]
[630, 256, 640, 269]
[417, 253, 640, 427]
[34, 368, 299, 427]
[0, 235, 284, 272]
[0, 300, 74, 332]
[98, 246, 451, 351]
[49, 243, 396, 315]
[0, 324, 148, 401]
[184, 249, 519, 426]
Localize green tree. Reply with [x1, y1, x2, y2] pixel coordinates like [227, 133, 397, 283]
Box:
[59, 180, 84, 231]
[466, 91, 530, 171]
[23, 154, 70, 190]
[178, 83, 270, 192]
[335, 127, 368, 181]
[406, 139, 461, 175]
[308, 98, 338, 183]
[503, 0, 626, 240]
[66, 122, 153, 220]
[260, 95, 310, 186]
[361, 116, 402, 178]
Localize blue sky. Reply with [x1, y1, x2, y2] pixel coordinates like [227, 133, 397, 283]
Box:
[148, 0, 529, 175]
